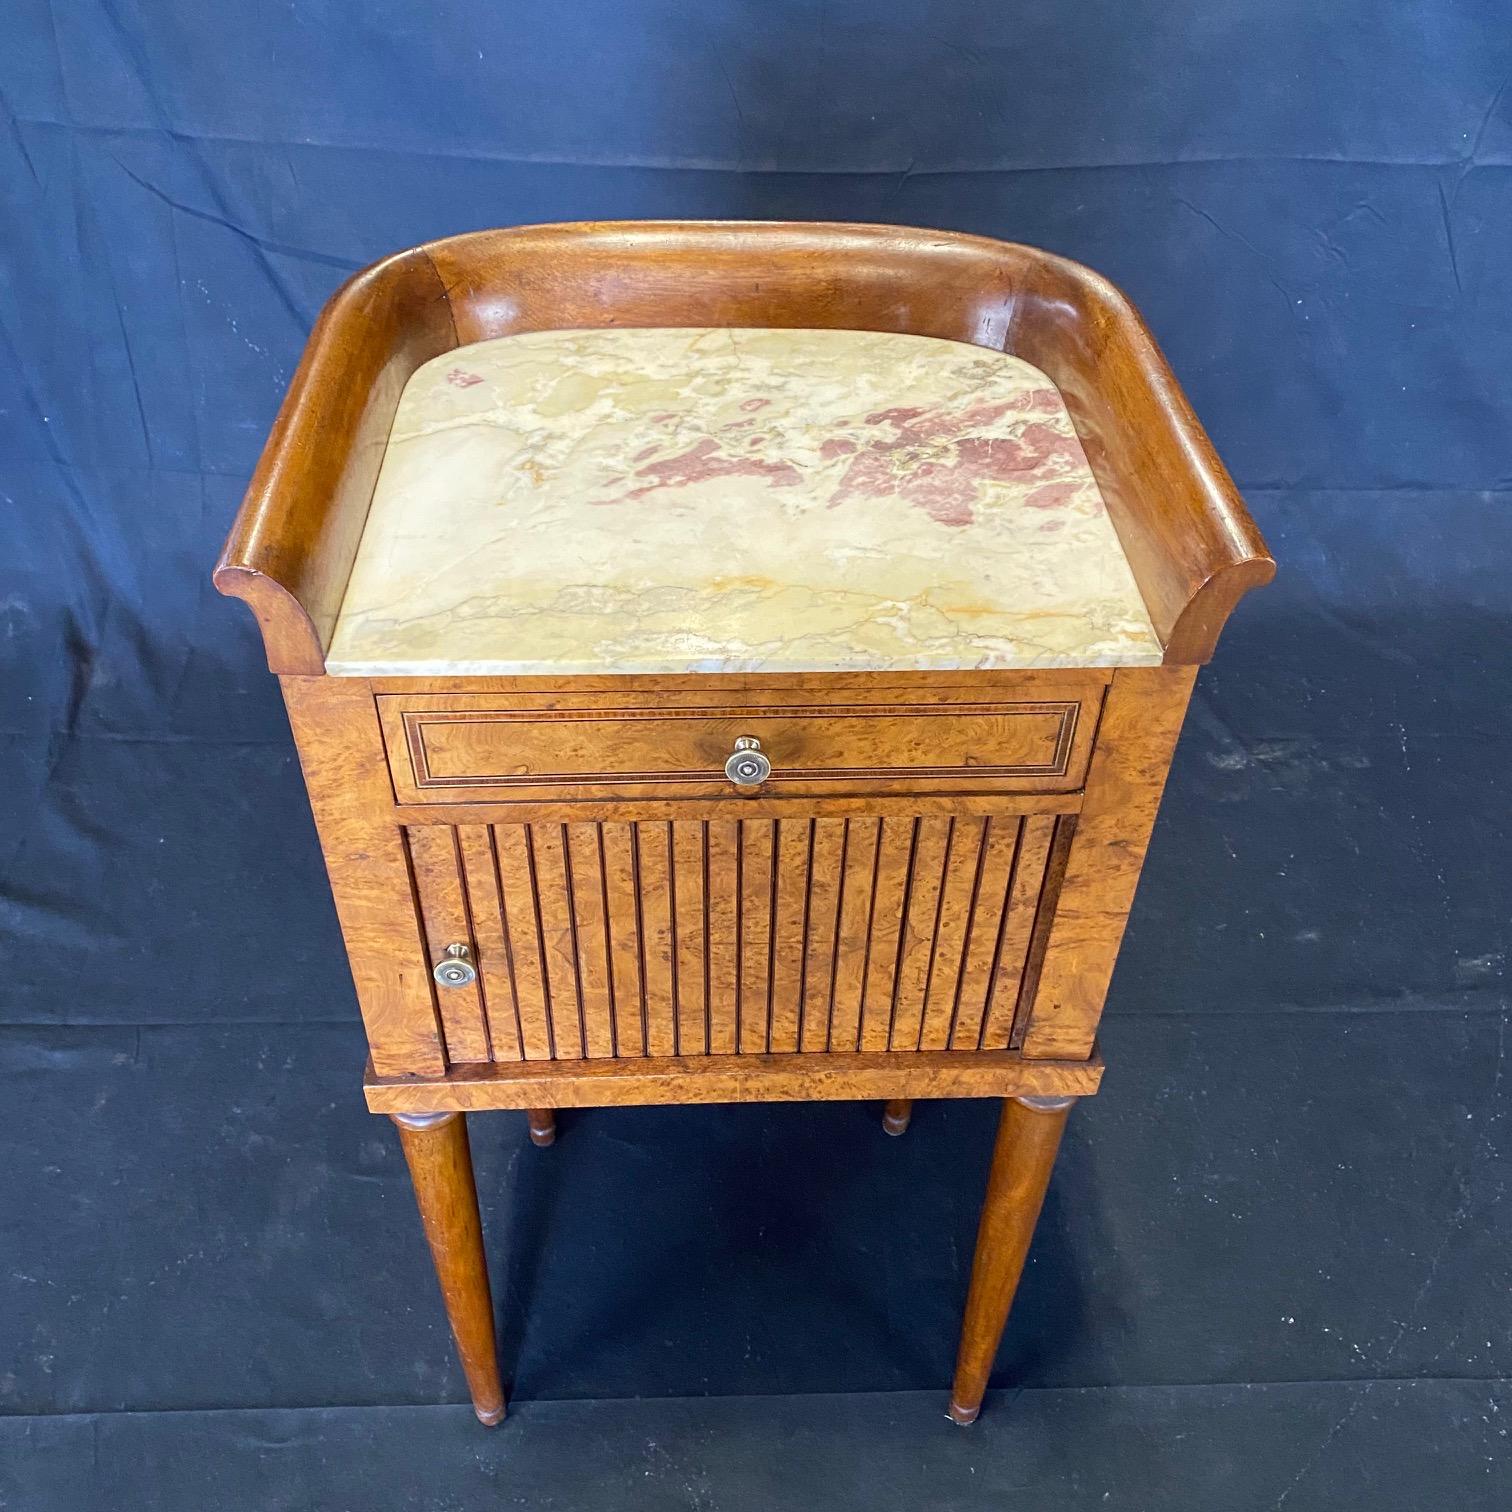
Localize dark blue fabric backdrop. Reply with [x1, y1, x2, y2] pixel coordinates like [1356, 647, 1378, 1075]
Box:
[3, 2, 1509, 1029]
[2, 9, 1511, 1499]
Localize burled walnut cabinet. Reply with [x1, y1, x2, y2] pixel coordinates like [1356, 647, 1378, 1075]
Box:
[215, 221, 1272, 1426]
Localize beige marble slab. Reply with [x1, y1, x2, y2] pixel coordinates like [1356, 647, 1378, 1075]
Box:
[326, 327, 1162, 676]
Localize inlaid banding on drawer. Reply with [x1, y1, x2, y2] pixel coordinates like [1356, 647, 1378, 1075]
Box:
[377, 692, 1101, 804]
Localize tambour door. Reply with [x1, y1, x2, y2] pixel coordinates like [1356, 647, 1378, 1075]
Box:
[405, 809, 1075, 1068]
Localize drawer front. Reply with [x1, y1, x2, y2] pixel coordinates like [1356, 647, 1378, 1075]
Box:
[378, 687, 1102, 805]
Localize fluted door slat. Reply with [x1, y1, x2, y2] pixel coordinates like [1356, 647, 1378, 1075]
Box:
[456, 825, 522, 1062]
[671, 821, 709, 1057]
[636, 821, 678, 1057]
[769, 819, 812, 1054]
[889, 817, 954, 1051]
[599, 822, 646, 1057]
[830, 818, 880, 1053]
[919, 816, 989, 1052]
[948, 818, 1022, 1051]
[705, 821, 741, 1055]
[979, 816, 1057, 1050]
[799, 819, 847, 1052]
[566, 823, 617, 1058]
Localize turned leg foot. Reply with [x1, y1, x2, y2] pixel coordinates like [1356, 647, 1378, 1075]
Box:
[882, 1098, 913, 1136]
[947, 1094, 1074, 1425]
[391, 1111, 505, 1426]
[526, 1108, 557, 1147]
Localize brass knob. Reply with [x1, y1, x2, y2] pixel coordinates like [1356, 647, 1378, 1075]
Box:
[433, 943, 477, 988]
[724, 736, 771, 788]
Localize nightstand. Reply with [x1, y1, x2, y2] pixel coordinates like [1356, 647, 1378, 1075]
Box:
[215, 220, 1273, 1425]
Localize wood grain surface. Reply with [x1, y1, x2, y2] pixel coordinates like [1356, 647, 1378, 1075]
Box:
[280, 676, 446, 1077]
[365, 1047, 1104, 1113]
[214, 249, 455, 673]
[390, 1111, 505, 1424]
[409, 811, 1064, 1068]
[1020, 666, 1198, 1059]
[377, 687, 1098, 805]
[948, 1094, 1074, 1423]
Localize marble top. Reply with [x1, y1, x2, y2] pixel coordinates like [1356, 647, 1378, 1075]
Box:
[326, 327, 1162, 676]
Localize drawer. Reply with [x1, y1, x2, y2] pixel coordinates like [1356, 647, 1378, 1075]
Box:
[377, 685, 1103, 805]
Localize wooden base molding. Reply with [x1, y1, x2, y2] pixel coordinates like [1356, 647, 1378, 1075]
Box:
[366, 1049, 1103, 1115]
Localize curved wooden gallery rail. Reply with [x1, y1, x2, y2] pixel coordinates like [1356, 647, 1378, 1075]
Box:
[216, 220, 1273, 674]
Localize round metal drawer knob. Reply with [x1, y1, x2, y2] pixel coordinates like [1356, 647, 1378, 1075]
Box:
[433, 943, 477, 988]
[724, 736, 771, 788]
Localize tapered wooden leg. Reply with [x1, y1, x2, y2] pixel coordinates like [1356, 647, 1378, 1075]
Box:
[391, 1111, 506, 1426]
[526, 1108, 557, 1147]
[882, 1098, 913, 1136]
[947, 1094, 1074, 1425]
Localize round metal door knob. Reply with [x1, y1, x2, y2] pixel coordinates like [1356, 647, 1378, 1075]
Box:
[433, 943, 478, 988]
[724, 735, 772, 788]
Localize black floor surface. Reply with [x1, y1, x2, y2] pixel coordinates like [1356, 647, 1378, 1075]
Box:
[6, 1384, 1507, 1511]
[3, 487, 1508, 1506]
[3, 1000, 1507, 1509]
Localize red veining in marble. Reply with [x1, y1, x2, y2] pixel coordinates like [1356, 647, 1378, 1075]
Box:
[827, 391, 1088, 527]
[592, 382, 1089, 526]
[1024, 480, 1083, 510]
[604, 436, 804, 503]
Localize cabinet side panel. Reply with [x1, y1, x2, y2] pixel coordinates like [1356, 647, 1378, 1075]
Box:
[279, 676, 447, 1077]
[1007, 816, 1079, 1051]
[1020, 666, 1196, 1058]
